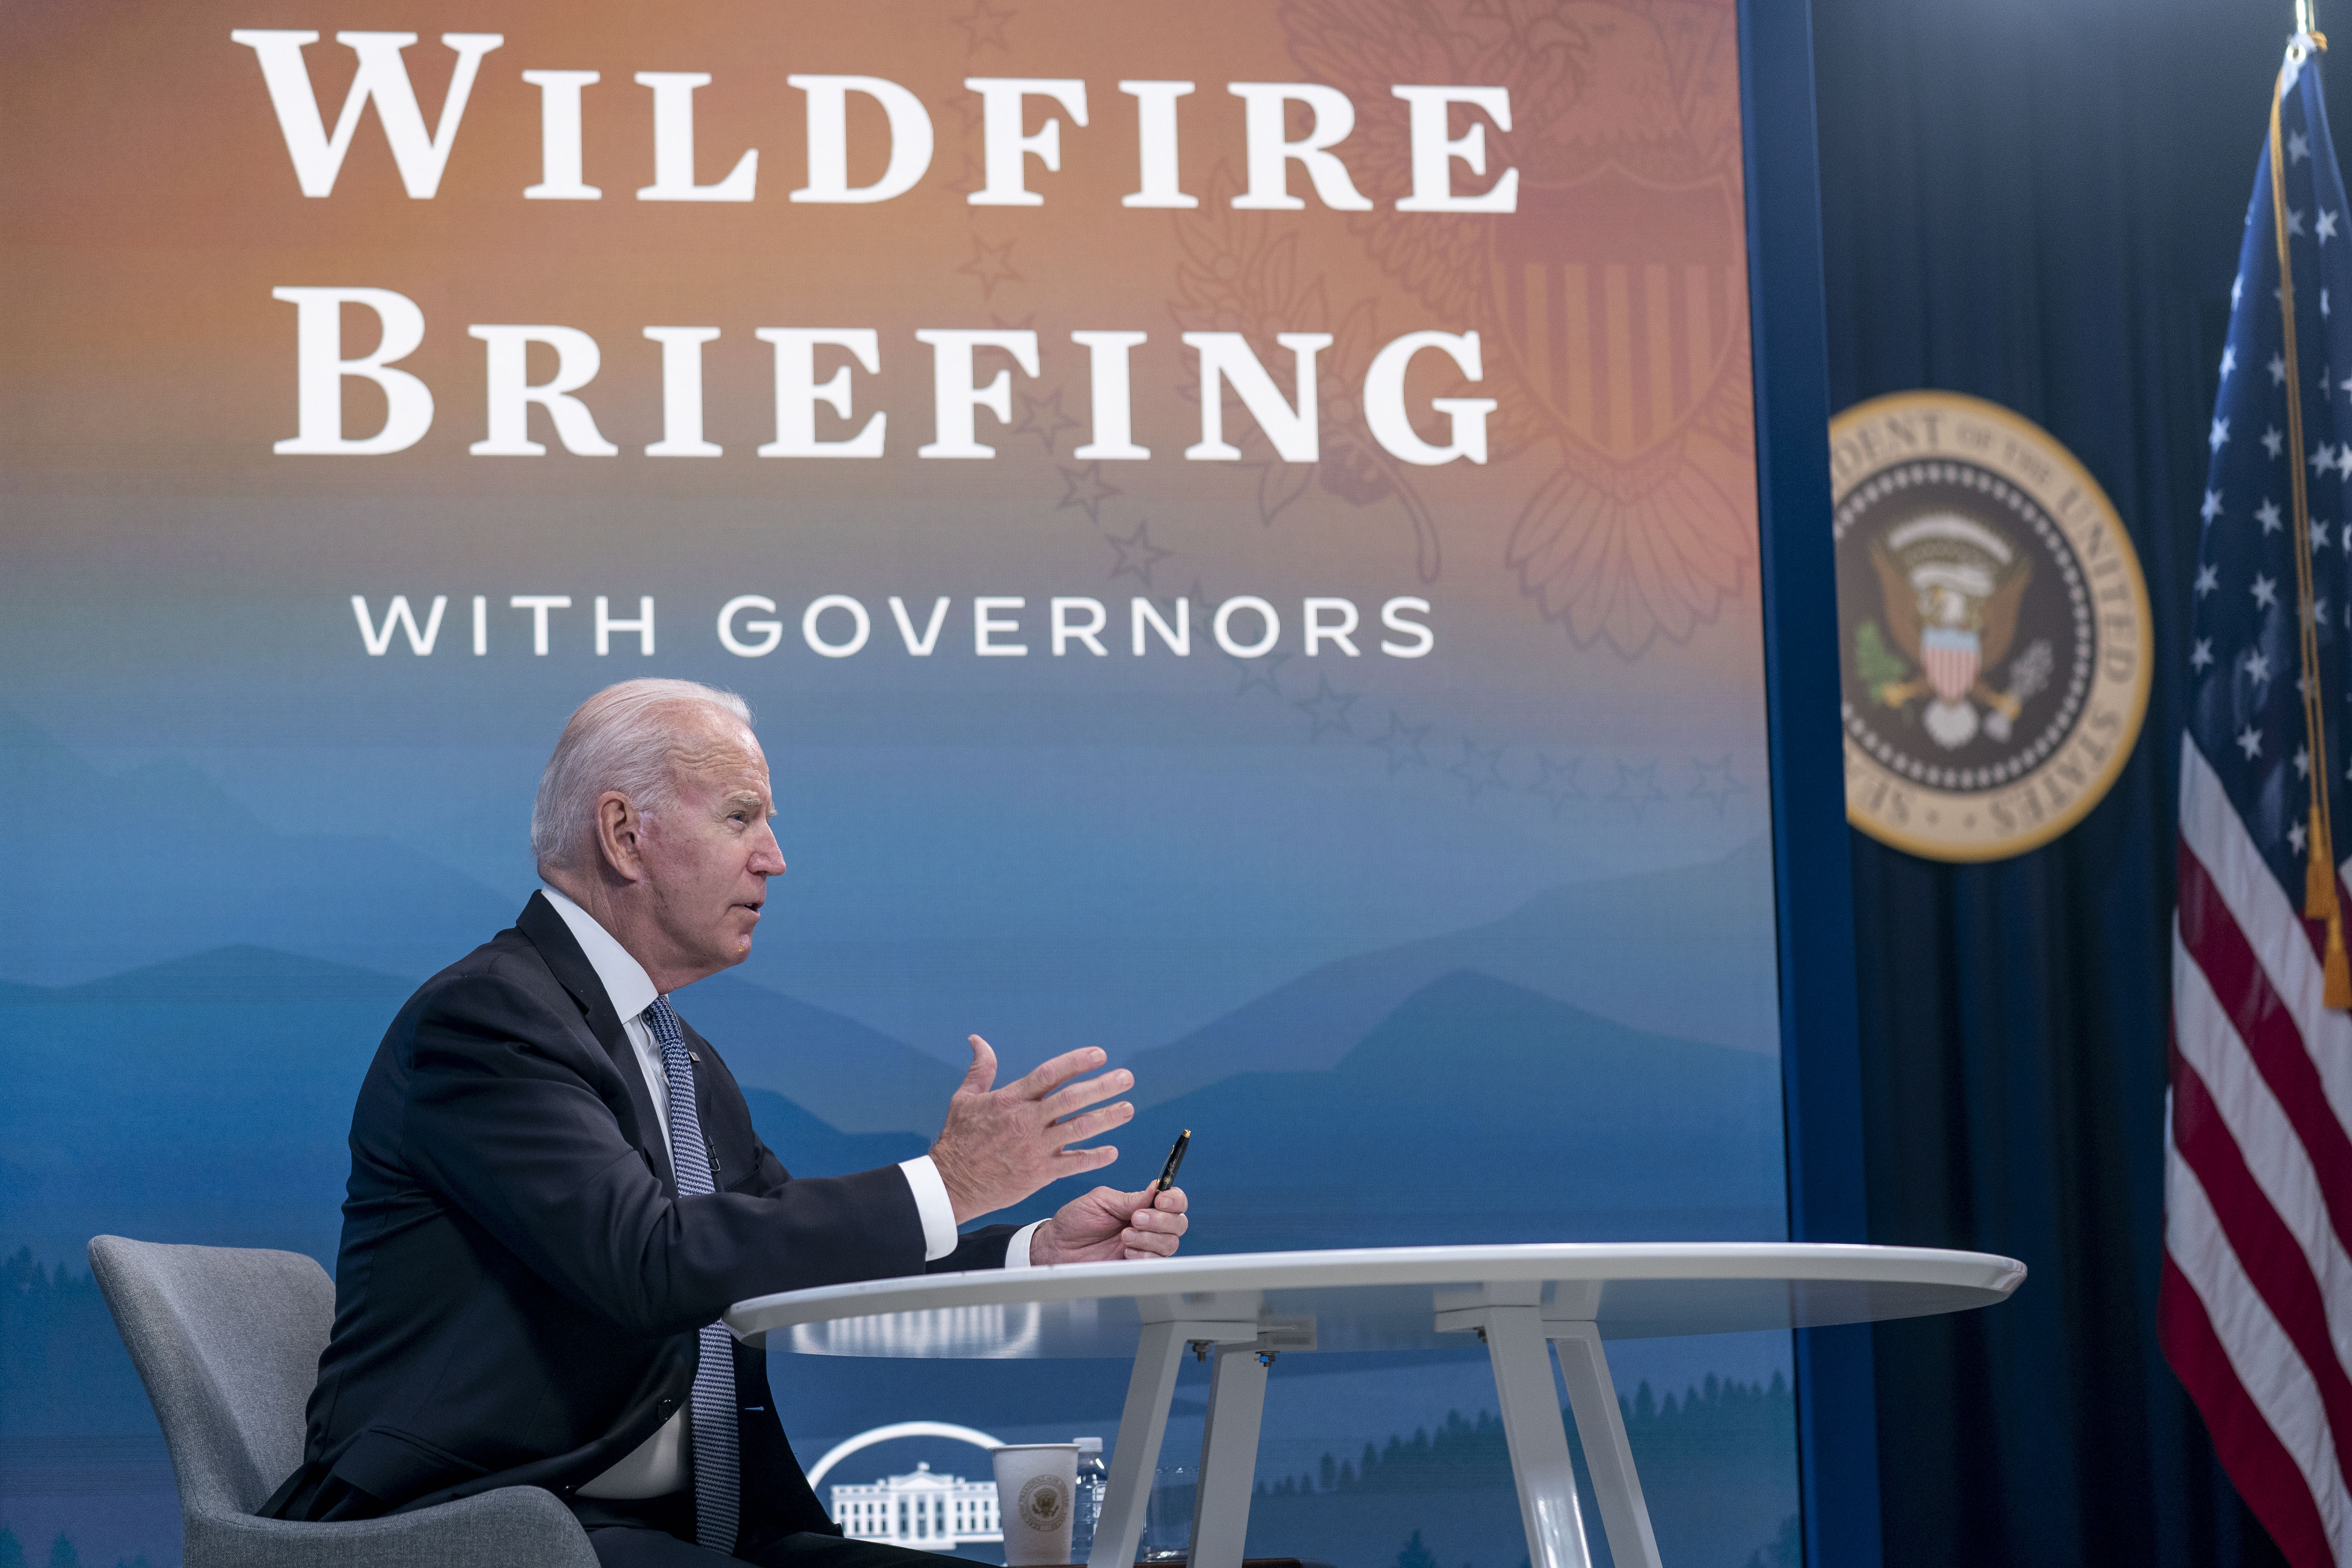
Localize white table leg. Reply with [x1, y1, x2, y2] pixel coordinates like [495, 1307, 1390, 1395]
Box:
[1439, 1304, 1595, 1568]
[1188, 1346, 1269, 1568]
[1090, 1320, 1258, 1568]
[1549, 1323, 1661, 1568]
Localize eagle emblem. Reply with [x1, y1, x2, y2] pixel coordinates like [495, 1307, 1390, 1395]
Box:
[1280, 0, 1756, 657]
[1861, 513, 2045, 750]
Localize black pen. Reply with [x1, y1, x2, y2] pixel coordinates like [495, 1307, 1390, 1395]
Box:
[1156, 1129, 1191, 1193]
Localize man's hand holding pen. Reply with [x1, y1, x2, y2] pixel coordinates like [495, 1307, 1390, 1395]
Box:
[928, 1033, 1190, 1264]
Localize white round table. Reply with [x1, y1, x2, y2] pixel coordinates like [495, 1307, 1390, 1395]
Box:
[729, 1243, 2025, 1568]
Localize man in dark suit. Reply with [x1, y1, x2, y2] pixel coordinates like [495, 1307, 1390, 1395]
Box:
[264, 679, 1190, 1566]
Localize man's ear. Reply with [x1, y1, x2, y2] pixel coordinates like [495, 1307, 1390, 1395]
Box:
[594, 791, 647, 883]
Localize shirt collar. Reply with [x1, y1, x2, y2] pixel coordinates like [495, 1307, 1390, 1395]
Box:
[538, 884, 659, 1024]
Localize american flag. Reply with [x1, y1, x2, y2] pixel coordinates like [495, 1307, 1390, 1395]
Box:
[2172, 34, 2352, 1567]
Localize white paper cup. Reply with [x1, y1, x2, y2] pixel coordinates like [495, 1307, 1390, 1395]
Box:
[993, 1442, 1081, 1566]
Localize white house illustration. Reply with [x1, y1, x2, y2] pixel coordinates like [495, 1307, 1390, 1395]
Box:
[812, 1421, 1008, 1551]
[832, 1461, 1003, 1548]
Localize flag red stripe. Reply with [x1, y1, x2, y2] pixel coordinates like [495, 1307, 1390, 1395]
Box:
[2170, 1041, 2352, 1498]
[2178, 834, 2352, 1263]
[2162, 1250, 2336, 1568]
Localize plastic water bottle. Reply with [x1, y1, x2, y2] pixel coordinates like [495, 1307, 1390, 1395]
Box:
[1071, 1436, 1107, 1561]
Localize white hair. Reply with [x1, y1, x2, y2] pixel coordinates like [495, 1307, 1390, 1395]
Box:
[531, 679, 754, 876]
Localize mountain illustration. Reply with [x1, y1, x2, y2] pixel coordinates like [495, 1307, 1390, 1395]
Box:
[2, 711, 523, 986]
[1119, 839, 1781, 1111]
[1004, 968, 1789, 1251]
[0, 946, 958, 1264]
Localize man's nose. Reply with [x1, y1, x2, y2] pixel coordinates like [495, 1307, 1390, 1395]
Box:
[750, 828, 786, 875]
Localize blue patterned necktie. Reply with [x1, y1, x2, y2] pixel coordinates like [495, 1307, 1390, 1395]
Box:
[642, 994, 740, 1555]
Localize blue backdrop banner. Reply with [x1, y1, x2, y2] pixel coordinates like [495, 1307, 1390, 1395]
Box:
[0, 5, 1802, 1566]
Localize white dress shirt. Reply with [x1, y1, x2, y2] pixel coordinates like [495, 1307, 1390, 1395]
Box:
[538, 886, 1038, 1497]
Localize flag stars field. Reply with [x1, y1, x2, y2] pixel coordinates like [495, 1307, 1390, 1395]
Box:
[2266, 425, 2287, 456]
[2214, 416, 2233, 450]
[2238, 723, 2265, 760]
[2194, 638, 2217, 671]
[2253, 573, 2279, 609]
[2260, 498, 2285, 531]
[2197, 563, 2221, 596]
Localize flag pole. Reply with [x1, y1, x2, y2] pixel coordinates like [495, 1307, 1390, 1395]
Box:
[2267, 29, 2352, 1005]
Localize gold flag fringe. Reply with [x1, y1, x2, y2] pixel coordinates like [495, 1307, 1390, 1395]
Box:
[2269, 34, 2352, 1006]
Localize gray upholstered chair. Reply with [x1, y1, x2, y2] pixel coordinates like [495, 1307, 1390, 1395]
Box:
[89, 1234, 597, 1568]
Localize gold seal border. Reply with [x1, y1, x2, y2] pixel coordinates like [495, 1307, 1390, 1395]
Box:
[1830, 391, 2154, 863]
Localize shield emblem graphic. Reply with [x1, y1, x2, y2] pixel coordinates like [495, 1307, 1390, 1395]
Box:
[1922, 626, 1981, 703]
[1489, 168, 1744, 463]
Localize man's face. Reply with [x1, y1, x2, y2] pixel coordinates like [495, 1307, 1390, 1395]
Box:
[636, 713, 785, 976]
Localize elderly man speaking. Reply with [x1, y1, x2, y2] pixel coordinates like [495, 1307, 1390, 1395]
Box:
[262, 679, 1189, 1566]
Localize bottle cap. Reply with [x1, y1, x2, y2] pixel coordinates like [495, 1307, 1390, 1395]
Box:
[1076, 1436, 1102, 1454]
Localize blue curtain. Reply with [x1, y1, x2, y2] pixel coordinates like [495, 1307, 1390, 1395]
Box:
[1811, 0, 2298, 1562]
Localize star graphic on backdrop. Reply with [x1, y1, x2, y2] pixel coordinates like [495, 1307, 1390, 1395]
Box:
[1055, 462, 1121, 524]
[1228, 650, 1288, 698]
[2325, 209, 2343, 245]
[2325, 287, 2333, 319]
[1013, 386, 1084, 456]
[2203, 488, 2225, 521]
[2246, 649, 2274, 683]
[2191, 638, 2215, 671]
[2323, 365, 2335, 397]
[2318, 519, 2335, 551]
[934, 89, 987, 140]
[2265, 425, 2287, 458]
[2212, 416, 2232, 451]
[1293, 677, 1359, 740]
[2254, 573, 2280, 609]
[956, 235, 1021, 297]
[2221, 346, 2238, 379]
[2336, 447, 2352, 481]
[2298, 670, 2312, 698]
[1104, 521, 1171, 585]
[2341, 372, 2352, 398]
[1450, 739, 1508, 801]
[954, 0, 1014, 53]
[1368, 711, 1432, 775]
[1607, 760, 1668, 821]
[2297, 745, 2313, 779]
[2320, 597, 2334, 627]
[2236, 272, 2246, 307]
[2312, 443, 2338, 479]
[2292, 129, 2313, 162]
[2272, 351, 2290, 384]
[1689, 756, 1748, 816]
[2238, 724, 2264, 760]
[2290, 207, 2309, 237]
[1526, 754, 1584, 815]
[2293, 820, 2311, 854]
[2195, 563, 2221, 596]
[2260, 497, 2286, 532]
[940, 151, 988, 200]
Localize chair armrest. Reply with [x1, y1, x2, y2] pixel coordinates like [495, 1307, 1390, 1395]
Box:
[184, 1485, 599, 1568]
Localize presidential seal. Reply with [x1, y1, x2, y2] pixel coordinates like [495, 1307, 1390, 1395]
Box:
[1832, 392, 2151, 861]
[1016, 1473, 1070, 1533]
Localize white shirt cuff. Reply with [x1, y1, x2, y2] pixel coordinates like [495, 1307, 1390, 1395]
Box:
[1004, 1221, 1044, 1270]
[898, 1157, 958, 1263]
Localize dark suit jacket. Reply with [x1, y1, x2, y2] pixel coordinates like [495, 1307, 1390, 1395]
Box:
[263, 892, 1012, 1543]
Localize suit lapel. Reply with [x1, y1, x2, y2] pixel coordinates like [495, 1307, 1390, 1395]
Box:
[515, 891, 677, 1191]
